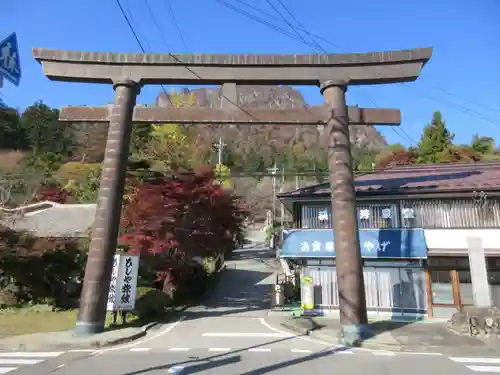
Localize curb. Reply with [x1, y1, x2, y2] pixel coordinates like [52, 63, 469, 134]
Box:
[93, 321, 160, 348]
[279, 320, 489, 354]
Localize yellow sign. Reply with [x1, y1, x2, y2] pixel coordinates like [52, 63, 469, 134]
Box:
[303, 276, 313, 285]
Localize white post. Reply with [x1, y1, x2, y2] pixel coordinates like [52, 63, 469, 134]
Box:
[467, 236, 492, 308]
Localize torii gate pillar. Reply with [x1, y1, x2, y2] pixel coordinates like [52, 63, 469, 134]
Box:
[76, 80, 140, 335]
[321, 80, 368, 342]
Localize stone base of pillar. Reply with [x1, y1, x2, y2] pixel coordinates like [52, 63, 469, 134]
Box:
[74, 320, 105, 336]
[339, 324, 373, 347]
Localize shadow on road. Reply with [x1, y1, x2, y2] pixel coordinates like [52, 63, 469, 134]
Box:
[121, 335, 350, 375]
[174, 245, 279, 321]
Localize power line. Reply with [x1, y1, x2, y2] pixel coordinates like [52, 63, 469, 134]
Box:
[216, 0, 500, 127]
[114, 0, 144, 52]
[115, 0, 173, 105]
[260, 0, 421, 149]
[163, 0, 187, 49]
[264, 0, 320, 52]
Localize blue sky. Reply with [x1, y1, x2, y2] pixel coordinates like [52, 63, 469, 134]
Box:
[1, 0, 499, 147]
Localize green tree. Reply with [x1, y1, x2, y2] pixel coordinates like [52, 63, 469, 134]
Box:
[214, 163, 233, 189]
[352, 146, 377, 172]
[418, 111, 455, 163]
[0, 107, 29, 150]
[20, 101, 74, 156]
[141, 90, 196, 171]
[471, 135, 495, 155]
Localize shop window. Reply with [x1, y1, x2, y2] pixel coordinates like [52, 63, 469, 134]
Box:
[430, 270, 454, 305]
[400, 198, 500, 229]
[301, 205, 331, 229]
[357, 204, 399, 229]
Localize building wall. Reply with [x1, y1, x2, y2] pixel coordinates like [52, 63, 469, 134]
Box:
[291, 197, 500, 317]
[303, 260, 427, 317]
[425, 229, 500, 250]
[296, 198, 500, 252]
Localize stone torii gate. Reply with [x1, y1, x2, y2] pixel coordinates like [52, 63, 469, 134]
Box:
[33, 47, 432, 343]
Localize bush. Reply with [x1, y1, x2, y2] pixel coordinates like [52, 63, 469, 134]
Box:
[0, 234, 87, 308]
[55, 162, 102, 184]
[134, 286, 171, 320]
[0, 288, 18, 309]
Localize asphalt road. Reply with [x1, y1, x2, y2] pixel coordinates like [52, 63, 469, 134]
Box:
[3, 245, 500, 374]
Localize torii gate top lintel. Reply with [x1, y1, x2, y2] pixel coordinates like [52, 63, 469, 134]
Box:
[32, 47, 433, 86]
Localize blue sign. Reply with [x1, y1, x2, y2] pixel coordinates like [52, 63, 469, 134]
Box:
[280, 229, 427, 259]
[0, 33, 21, 86]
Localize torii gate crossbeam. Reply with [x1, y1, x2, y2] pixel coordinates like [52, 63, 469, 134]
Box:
[59, 104, 401, 125]
[33, 47, 432, 345]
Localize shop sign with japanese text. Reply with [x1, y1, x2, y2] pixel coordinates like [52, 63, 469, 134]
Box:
[106, 253, 140, 311]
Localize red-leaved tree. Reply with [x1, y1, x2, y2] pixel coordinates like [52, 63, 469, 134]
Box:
[36, 186, 72, 204]
[120, 165, 247, 264]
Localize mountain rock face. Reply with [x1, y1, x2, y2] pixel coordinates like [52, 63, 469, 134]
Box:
[155, 86, 387, 150]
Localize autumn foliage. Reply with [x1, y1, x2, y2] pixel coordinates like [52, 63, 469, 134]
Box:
[36, 186, 72, 204]
[375, 149, 419, 170]
[120, 165, 247, 263]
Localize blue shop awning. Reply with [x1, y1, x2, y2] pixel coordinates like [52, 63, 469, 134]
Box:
[280, 228, 428, 259]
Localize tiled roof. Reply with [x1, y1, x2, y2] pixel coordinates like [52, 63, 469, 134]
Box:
[278, 162, 500, 198]
[0, 202, 96, 237]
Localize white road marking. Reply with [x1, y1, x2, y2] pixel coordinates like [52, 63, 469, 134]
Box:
[202, 332, 289, 338]
[248, 348, 271, 352]
[96, 316, 185, 353]
[450, 358, 500, 364]
[168, 348, 190, 352]
[449, 357, 500, 373]
[167, 365, 184, 374]
[0, 368, 18, 374]
[129, 348, 151, 352]
[398, 351, 443, 356]
[335, 350, 354, 355]
[290, 349, 311, 353]
[466, 366, 500, 373]
[208, 348, 231, 352]
[0, 359, 43, 365]
[372, 351, 396, 356]
[0, 352, 63, 358]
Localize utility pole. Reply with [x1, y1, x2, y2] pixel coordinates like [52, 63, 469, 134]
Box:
[280, 165, 285, 242]
[267, 162, 279, 250]
[267, 162, 279, 221]
[215, 137, 226, 185]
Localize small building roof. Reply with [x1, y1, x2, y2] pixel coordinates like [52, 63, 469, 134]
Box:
[0, 201, 96, 238]
[278, 161, 500, 200]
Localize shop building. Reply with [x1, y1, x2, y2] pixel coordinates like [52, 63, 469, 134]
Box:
[277, 162, 500, 319]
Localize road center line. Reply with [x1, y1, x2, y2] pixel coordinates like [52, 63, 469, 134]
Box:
[248, 348, 271, 352]
[202, 332, 289, 338]
[291, 349, 311, 353]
